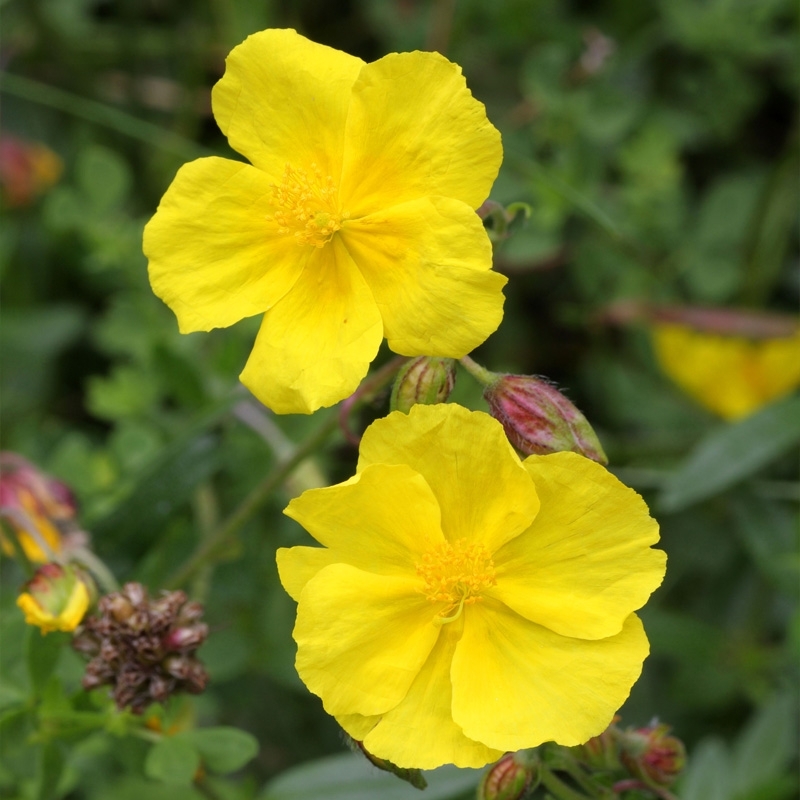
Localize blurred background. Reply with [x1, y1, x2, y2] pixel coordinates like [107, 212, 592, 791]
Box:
[1, 1, 798, 799]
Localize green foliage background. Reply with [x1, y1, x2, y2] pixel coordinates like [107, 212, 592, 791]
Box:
[0, 0, 797, 798]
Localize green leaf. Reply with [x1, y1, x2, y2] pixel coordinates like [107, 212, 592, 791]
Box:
[145, 736, 201, 786]
[26, 628, 68, 695]
[678, 738, 733, 800]
[35, 742, 65, 800]
[259, 752, 480, 800]
[92, 431, 221, 557]
[732, 694, 798, 798]
[185, 727, 259, 775]
[659, 394, 800, 512]
[75, 144, 132, 210]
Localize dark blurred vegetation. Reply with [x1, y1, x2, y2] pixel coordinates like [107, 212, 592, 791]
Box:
[0, 1, 797, 798]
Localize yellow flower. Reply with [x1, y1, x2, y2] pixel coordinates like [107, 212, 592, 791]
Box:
[277, 404, 666, 769]
[17, 563, 90, 634]
[144, 29, 506, 415]
[653, 322, 800, 420]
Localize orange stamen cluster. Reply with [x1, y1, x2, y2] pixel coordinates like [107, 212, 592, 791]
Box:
[268, 163, 348, 248]
[416, 539, 497, 624]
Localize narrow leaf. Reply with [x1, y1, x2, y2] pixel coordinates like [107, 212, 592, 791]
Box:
[260, 752, 480, 800]
[659, 394, 800, 512]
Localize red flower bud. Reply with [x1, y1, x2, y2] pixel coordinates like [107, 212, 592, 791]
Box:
[485, 375, 607, 463]
[163, 623, 209, 651]
[620, 722, 686, 787]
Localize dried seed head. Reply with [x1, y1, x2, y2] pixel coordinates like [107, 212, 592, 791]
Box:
[73, 582, 209, 714]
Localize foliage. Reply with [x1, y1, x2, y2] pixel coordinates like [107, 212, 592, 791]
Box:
[1, 0, 797, 798]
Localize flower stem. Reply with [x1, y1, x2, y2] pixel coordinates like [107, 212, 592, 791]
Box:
[0, 73, 208, 161]
[72, 547, 119, 593]
[539, 764, 592, 800]
[2, 526, 35, 578]
[459, 354, 499, 387]
[339, 356, 408, 445]
[166, 411, 341, 589]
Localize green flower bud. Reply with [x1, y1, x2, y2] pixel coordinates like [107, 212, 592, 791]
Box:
[485, 374, 607, 464]
[390, 357, 456, 413]
[478, 751, 540, 800]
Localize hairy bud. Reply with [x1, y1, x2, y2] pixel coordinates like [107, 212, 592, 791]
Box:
[485, 374, 607, 463]
[619, 722, 686, 787]
[478, 751, 540, 800]
[390, 357, 456, 413]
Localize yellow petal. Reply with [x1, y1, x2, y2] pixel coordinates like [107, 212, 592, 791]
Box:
[489, 452, 665, 640]
[144, 157, 305, 333]
[357, 405, 539, 551]
[284, 464, 445, 575]
[239, 237, 383, 414]
[340, 197, 506, 357]
[16, 581, 89, 635]
[451, 603, 650, 752]
[653, 323, 800, 420]
[293, 564, 440, 717]
[336, 712, 380, 741]
[276, 546, 339, 602]
[340, 51, 501, 216]
[211, 29, 364, 180]
[359, 622, 504, 769]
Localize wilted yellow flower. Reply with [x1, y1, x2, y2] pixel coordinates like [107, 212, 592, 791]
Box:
[653, 322, 800, 420]
[17, 563, 90, 634]
[277, 404, 666, 768]
[144, 29, 506, 415]
[0, 452, 76, 562]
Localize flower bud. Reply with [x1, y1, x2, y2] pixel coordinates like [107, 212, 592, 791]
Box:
[619, 722, 686, 787]
[390, 357, 456, 413]
[485, 375, 607, 464]
[163, 623, 209, 651]
[16, 563, 91, 634]
[573, 716, 622, 771]
[478, 751, 540, 800]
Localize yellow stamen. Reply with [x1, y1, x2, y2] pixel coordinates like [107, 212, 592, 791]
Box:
[416, 539, 496, 624]
[267, 163, 348, 248]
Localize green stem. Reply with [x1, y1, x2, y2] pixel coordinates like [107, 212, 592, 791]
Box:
[166, 411, 340, 589]
[0, 73, 208, 161]
[510, 155, 623, 240]
[71, 547, 119, 593]
[1, 524, 35, 578]
[459, 354, 500, 387]
[426, 0, 457, 54]
[539, 765, 592, 800]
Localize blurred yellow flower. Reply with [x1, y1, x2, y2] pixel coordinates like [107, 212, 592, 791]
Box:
[653, 323, 800, 420]
[277, 404, 666, 769]
[17, 563, 90, 634]
[144, 29, 505, 415]
[0, 452, 76, 562]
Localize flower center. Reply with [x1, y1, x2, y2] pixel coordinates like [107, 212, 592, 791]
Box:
[268, 163, 348, 248]
[415, 539, 497, 625]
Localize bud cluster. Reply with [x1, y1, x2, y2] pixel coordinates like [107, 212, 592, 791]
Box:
[73, 582, 209, 714]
